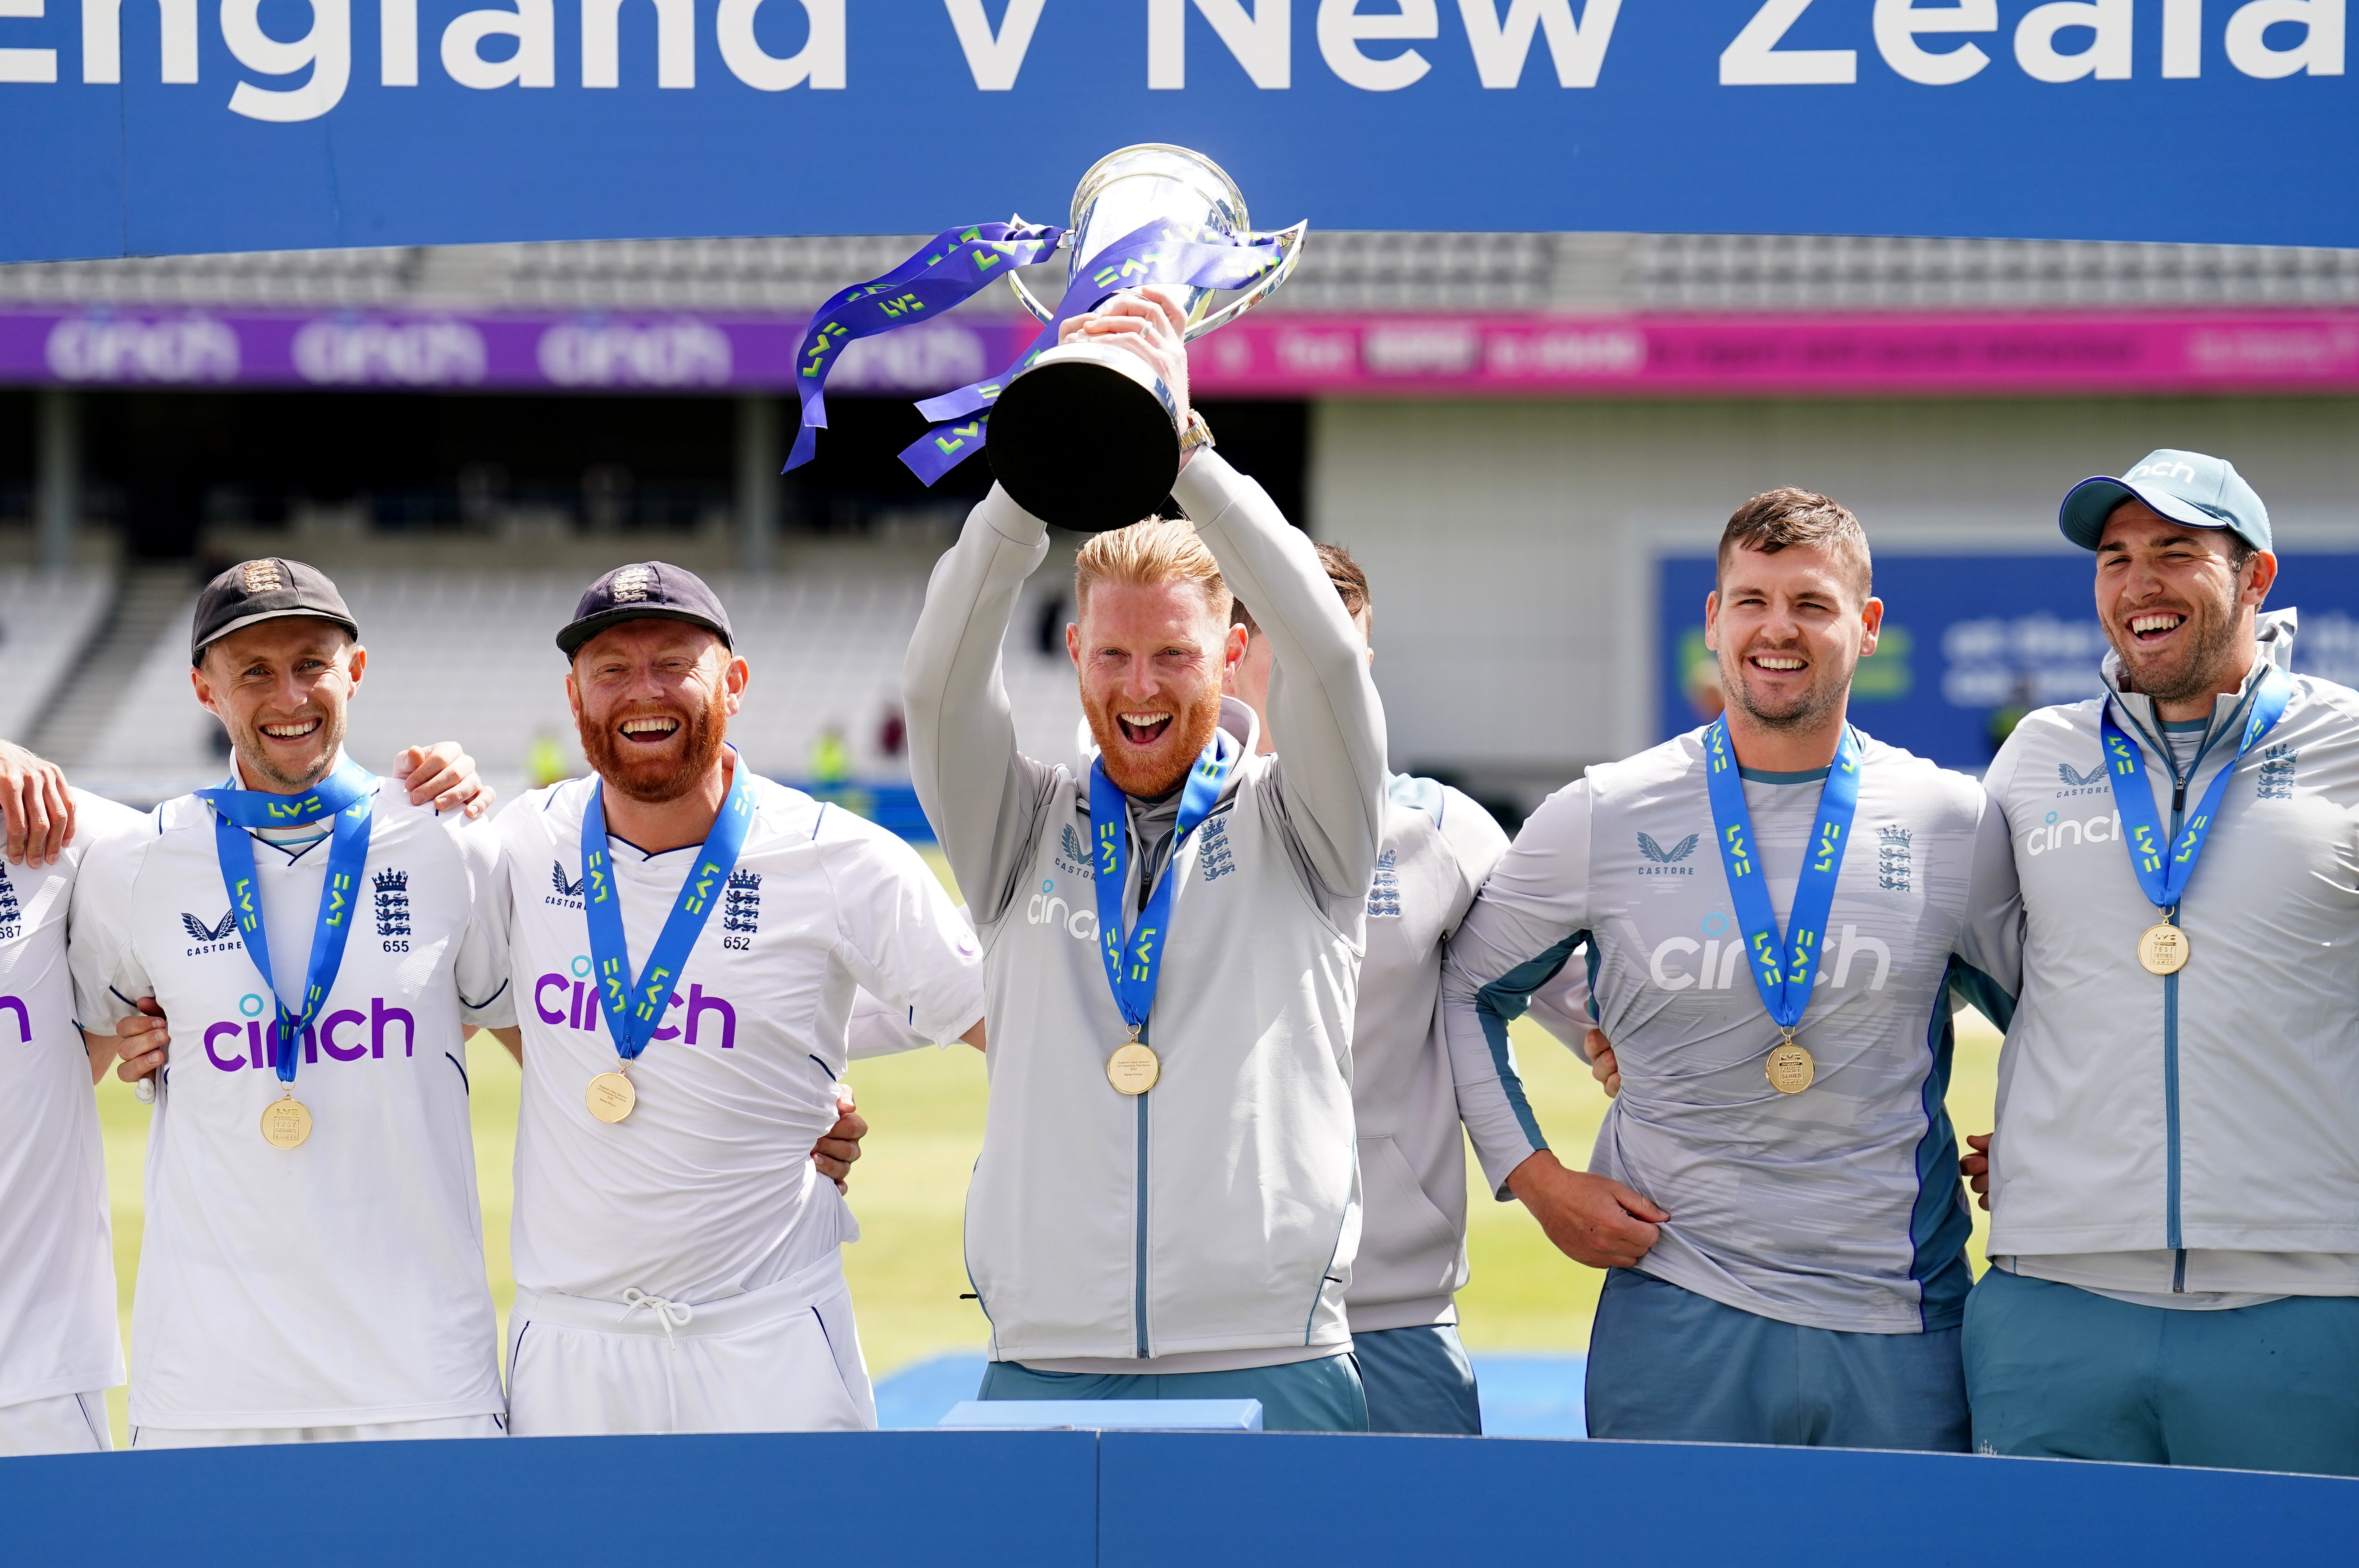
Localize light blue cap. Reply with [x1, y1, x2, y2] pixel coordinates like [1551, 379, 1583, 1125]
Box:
[2058, 449, 2270, 554]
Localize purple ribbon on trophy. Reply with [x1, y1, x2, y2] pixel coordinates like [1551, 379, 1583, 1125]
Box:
[779, 215, 1283, 483]
[894, 218, 1284, 485]
[782, 220, 1067, 473]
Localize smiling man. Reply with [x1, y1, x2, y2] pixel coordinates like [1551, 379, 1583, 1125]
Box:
[1440, 489, 2020, 1452]
[1965, 450, 2359, 1475]
[487, 563, 982, 1435]
[904, 291, 1386, 1430]
[68, 559, 517, 1448]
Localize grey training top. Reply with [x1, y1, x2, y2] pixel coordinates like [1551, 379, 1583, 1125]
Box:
[1442, 730, 2021, 1334]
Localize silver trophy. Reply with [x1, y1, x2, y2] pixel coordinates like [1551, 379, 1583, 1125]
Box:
[986, 144, 1307, 532]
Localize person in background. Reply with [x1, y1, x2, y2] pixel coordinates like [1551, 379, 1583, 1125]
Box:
[1225, 544, 1511, 1435]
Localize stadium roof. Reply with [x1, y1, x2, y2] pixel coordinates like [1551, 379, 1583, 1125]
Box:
[3, 233, 2357, 316]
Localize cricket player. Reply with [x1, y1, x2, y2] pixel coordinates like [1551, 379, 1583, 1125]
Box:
[1225, 545, 1510, 1435]
[489, 562, 983, 1435]
[0, 737, 486, 1455]
[1965, 450, 2359, 1475]
[903, 291, 1387, 1431]
[1441, 489, 2020, 1452]
[69, 559, 518, 1448]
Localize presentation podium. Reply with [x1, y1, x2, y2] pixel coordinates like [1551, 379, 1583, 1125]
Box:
[5, 1429, 2349, 1565]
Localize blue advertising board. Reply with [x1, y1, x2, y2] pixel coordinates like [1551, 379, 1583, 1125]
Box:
[0, 0, 2352, 263]
[1657, 551, 2359, 769]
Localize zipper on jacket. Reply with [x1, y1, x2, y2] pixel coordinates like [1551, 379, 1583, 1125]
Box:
[2151, 689, 2252, 1264]
[1133, 1079, 1151, 1357]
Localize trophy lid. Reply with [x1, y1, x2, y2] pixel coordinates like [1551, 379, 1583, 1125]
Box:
[1068, 144, 1250, 237]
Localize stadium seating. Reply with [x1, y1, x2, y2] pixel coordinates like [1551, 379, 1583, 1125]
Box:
[0, 567, 110, 741]
[74, 567, 1085, 809]
[5, 233, 2355, 316]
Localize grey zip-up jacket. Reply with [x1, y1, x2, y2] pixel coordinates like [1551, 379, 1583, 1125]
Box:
[1987, 610, 2359, 1297]
[903, 454, 1387, 1370]
[1348, 777, 1511, 1333]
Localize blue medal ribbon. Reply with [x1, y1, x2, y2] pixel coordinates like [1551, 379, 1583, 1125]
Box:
[1087, 732, 1235, 1046]
[1702, 720, 1863, 1036]
[2099, 667, 2292, 917]
[196, 760, 376, 1084]
[580, 760, 755, 1062]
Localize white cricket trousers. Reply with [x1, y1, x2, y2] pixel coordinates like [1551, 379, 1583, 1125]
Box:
[507, 1250, 875, 1436]
[0, 1391, 112, 1455]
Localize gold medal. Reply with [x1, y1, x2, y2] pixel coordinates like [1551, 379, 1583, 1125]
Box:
[1765, 1036, 1816, 1096]
[260, 1093, 312, 1149]
[586, 1068, 636, 1123]
[1107, 1036, 1161, 1096]
[2138, 922, 2189, 975]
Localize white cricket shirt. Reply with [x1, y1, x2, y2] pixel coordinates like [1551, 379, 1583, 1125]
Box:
[496, 767, 982, 1307]
[69, 764, 514, 1429]
[0, 790, 143, 1411]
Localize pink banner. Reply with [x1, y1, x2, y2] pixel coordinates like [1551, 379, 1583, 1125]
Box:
[1188, 311, 2359, 399]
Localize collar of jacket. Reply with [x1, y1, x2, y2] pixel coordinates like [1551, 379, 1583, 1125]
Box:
[2100, 607, 2298, 757]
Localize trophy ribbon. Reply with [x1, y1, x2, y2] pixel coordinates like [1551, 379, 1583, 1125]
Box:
[898, 218, 1284, 485]
[782, 220, 1068, 474]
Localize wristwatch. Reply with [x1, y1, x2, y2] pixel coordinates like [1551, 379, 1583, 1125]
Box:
[1178, 409, 1216, 459]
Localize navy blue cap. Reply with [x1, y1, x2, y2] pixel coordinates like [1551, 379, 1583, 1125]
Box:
[557, 562, 733, 657]
[192, 557, 358, 664]
[2059, 449, 2271, 554]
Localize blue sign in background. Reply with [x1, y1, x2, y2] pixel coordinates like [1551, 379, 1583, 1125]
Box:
[0, 0, 2351, 262]
[1657, 552, 2359, 769]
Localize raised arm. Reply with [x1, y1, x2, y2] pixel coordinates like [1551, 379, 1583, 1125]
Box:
[1179, 449, 1387, 906]
[902, 487, 1061, 926]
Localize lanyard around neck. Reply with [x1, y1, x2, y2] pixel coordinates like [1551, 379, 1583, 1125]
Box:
[196, 760, 376, 1084]
[580, 760, 755, 1062]
[1702, 720, 1863, 1033]
[1088, 733, 1234, 1035]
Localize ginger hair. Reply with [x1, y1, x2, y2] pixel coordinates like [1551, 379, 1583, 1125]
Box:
[1073, 515, 1231, 623]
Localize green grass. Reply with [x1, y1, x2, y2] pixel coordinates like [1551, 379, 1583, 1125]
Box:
[89, 840, 2005, 1445]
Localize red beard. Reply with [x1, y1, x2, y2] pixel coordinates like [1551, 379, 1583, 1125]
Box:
[579, 687, 729, 804]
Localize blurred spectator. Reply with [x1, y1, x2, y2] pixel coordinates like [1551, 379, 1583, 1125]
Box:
[528, 730, 569, 788]
[811, 724, 851, 786]
[876, 702, 905, 762]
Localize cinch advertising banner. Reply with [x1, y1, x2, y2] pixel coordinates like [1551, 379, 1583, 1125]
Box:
[0, 0, 2351, 263]
[1657, 552, 2359, 770]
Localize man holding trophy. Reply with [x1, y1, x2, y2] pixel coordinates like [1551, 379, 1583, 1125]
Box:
[901, 153, 1385, 1432]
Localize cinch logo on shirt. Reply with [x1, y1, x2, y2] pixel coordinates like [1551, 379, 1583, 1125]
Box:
[2023, 809, 2122, 856]
[0, 996, 26, 1043]
[1648, 925, 1891, 992]
[200, 996, 417, 1071]
[180, 910, 243, 956]
[533, 965, 738, 1051]
[1636, 832, 1698, 876]
[1026, 878, 1099, 943]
